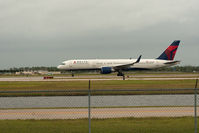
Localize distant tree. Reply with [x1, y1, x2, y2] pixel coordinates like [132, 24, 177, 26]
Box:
[1, 66, 199, 74]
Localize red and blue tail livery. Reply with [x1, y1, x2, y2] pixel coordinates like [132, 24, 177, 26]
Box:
[157, 40, 180, 60]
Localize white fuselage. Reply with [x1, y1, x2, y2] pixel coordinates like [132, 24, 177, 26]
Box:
[57, 40, 181, 74]
[57, 59, 178, 71]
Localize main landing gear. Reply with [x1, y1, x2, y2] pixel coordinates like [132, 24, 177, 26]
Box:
[117, 71, 125, 80]
[117, 71, 124, 76]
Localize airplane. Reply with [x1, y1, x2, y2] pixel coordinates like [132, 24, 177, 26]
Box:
[57, 40, 180, 76]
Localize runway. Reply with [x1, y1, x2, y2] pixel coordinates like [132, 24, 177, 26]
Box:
[0, 75, 197, 81]
[0, 107, 197, 120]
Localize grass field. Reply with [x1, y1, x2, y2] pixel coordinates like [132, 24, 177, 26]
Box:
[0, 79, 197, 96]
[0, 80, 196, 90]
[0, 117, 197, 133]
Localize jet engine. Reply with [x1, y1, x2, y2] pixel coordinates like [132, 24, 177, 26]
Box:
[100, 67, 113, 74]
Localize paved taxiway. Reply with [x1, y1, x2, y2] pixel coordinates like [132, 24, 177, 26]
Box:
[0, 107, 197, 120]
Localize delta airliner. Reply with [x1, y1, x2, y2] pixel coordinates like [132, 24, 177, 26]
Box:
[57, 40, 180, 76]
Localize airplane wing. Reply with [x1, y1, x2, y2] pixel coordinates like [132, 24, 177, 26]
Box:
[113, 55, 142, 70]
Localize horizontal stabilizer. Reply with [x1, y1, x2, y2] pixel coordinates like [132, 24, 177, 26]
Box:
[164, 61, 180, 65]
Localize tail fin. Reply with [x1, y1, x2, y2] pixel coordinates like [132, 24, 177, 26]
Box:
[157, 40, 180, 60]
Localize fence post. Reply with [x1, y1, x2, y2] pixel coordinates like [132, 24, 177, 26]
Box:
[194, 79, 198, 133]
[88, 80, 91, 133]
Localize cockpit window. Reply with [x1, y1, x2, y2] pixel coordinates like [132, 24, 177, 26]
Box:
[61, 63, 65, 65]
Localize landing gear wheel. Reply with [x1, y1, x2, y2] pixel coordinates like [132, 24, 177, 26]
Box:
[117, 71, 125, 80]
[71, 71, 74, 77]
[117, 72, 124, 76]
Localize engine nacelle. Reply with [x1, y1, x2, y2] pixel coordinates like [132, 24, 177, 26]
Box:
[101, 67, 113, 74]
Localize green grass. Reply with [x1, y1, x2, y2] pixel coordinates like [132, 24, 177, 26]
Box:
[0, 80, 196, 90]
[0, 80, 197, 96]
[0, 117, 197, 133]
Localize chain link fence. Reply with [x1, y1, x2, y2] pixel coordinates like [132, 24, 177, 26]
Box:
[0, 79, 198, 133]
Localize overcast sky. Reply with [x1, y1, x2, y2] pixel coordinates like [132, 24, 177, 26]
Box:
[0, 0, 199, 69]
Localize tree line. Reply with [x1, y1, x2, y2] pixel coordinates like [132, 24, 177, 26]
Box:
[0, 67, 58, 73]
[0, 66, 199, 74]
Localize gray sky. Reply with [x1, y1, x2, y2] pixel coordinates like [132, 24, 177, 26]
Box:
[0, 0, 199, 69]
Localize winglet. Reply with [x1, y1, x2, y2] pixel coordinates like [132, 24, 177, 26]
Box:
[135, 55, 142, 63]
